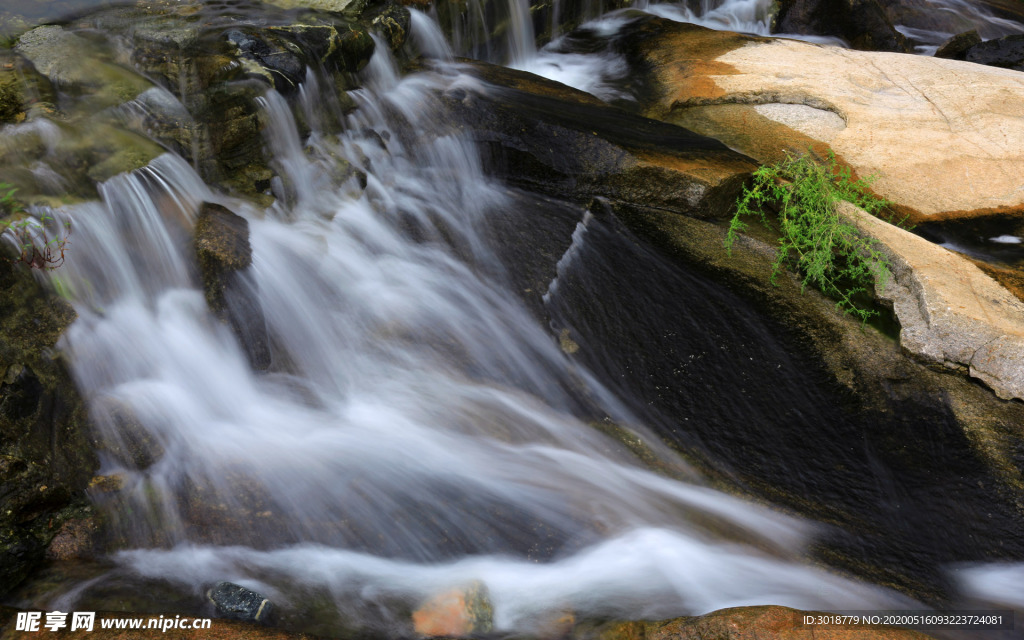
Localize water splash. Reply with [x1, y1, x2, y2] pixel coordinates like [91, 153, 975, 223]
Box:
[36, 38, 914, 630]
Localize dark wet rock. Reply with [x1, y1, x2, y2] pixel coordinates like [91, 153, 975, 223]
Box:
[208, 581, 275, 624]
[772, 0, 910, 52]
[195, 202, 253, 307]
[875, 0, 976, 37]
[966, 33, 1024, 71]
[0, 258, 98, 596]
[15, 25, 153, 108]
[367, 2, 411, 51]
[934, 29, 981, 59]
[194, 202, 271, 370]
[437, 60, 755, 218]
[555, 195, 1024, 600]
[577, 606, 936, 640]
[89, 401, 165, 471]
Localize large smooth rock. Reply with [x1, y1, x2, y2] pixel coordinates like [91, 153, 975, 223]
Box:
[438, 60, 756, 218]
[839, 200, 1024, 401]
[772, 0, 910, 52]
[625, 19, 1024, 222]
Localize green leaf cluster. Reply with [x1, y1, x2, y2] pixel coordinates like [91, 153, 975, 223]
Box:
[725, 151, 904, 322]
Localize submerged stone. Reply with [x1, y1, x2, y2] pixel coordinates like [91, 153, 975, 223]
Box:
[208, 581, 275, 624]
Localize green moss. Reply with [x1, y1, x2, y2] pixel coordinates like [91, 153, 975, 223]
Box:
[0, 77, 22, 123]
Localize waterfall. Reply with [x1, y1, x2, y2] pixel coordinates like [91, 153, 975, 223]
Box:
[27, 22, 912, 630]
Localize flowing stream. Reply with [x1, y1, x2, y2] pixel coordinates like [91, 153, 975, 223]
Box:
[4, 0, 1023, 635]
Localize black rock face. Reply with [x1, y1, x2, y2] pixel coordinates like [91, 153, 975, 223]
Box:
[934, 29, 982, 59]
[773, 0, 911, 52]
[208, 581, 275, 624]
[966, 33, 1024, 71]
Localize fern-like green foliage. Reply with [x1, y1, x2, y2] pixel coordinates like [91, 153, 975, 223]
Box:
[725, 151, 902, 322]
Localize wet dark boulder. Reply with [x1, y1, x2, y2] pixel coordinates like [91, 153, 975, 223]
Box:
[0, 258, 98, 596]
[772, 0, 911, 52]
[436, 61, 756, 219]
[966, 33, 1024, 71]
[194, 202, 271, 371]
[208, 581, 275, 624]
[0, 56, 25, 125]
[578, 606, 936, 640]
[934, 29, 982, 59]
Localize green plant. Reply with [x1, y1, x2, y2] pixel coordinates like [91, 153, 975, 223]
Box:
[724, 150, 903, 322]
[0, 183, 71, 270]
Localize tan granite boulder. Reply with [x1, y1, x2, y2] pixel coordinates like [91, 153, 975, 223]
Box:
[631, 20, 1024, 222]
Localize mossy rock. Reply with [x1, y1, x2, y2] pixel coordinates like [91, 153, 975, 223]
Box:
[0, 257, 98, 596]
[0, 71, 24, 124]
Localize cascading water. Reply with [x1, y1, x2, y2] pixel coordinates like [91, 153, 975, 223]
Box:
[6, 0, 1023, 634]
[8, 11, 923, 634]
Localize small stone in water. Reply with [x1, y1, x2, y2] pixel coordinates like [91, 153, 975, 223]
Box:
[207, 581, 274, 624]
[412, 581, 493, 637]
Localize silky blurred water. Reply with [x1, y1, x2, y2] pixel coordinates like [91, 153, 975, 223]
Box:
[6, 0, 1022, 633]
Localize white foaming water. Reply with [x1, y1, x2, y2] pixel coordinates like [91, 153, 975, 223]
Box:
[514, 0, 845, 103]
[42, 32, 913, 632]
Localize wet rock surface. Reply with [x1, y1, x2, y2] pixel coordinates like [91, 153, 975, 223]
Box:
[578, 606, 937, 640]
[965, 33, 1024, 71]
[439, 60, 756, 218]
[622, 18, 1024, 222]
[0, 258, 97, 596]
[194, 201, 271, 370]
[411, 581, 493, 637]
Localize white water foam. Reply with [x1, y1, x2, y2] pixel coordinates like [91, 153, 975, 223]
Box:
[38, 42, 914, 627]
